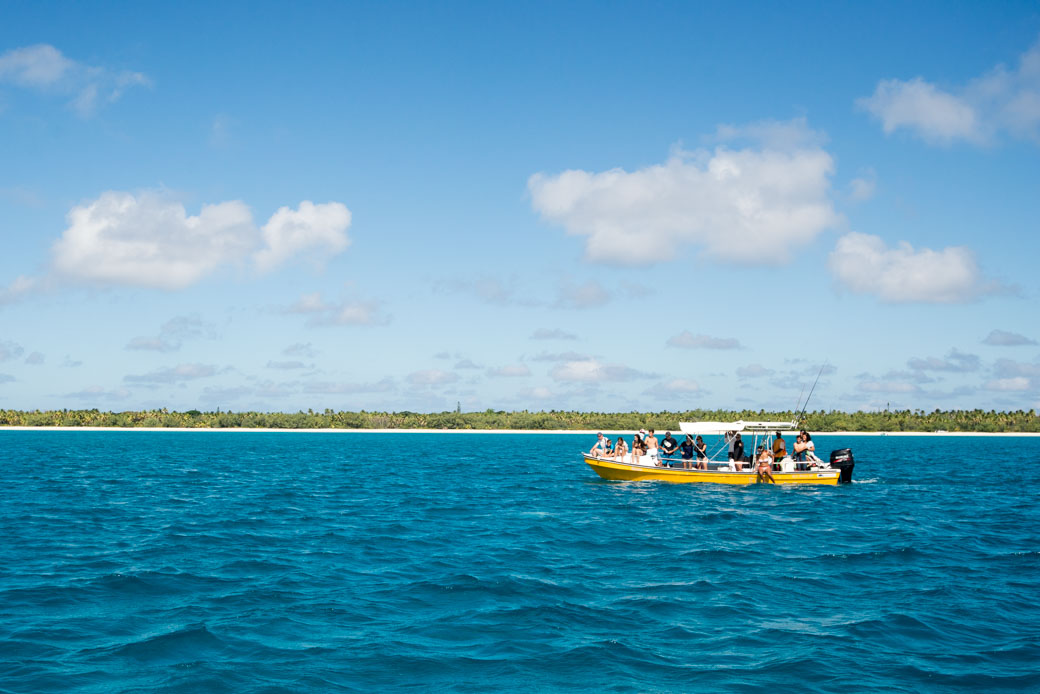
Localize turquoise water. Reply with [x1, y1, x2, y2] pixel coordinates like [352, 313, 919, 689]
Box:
[1, 431, 1038, 692]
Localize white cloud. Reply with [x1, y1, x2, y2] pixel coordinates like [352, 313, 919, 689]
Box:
[304, 378, 395, 394]
[51, 193, 353, 290]
[907, 349, 980, 373]
[859, 78, 980, 144]
[549, 359, 651, 383]
[858, 36, 1040, 145]
[124, 363, 218, 384]
[658, 378, 701, 393]
[487, 364, 531, 378]
[528, 120, 839, 266]
[0, 43, 149, 116]
[53, 192, 256, 289]
[284, 292, 389, 327]
[25, 351, 44, 365]
[828, 232, 995, 303]
[283, 342, 318, 358]
[983, 330, 1036, 346]
[126, 314, 217, 352]
[266, 360, 307, 370]
[848, 171, 877, 201]
[0, 276, 36, 305]
[736, 364, 775, 378]
[0, 340, 24, 362]
[667, 331, 741, 350]
[65, 385, 130, 401]
[555, 280, 610, 309]
[254, 201, 351, 272]
[531, 328, 577, 341]
[407, 370, 459, 387]
[984, 377, 1030, 392]
[0, 373, 15, 384]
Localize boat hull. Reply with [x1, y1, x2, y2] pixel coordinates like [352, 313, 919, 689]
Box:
[584, 456, 841, 485]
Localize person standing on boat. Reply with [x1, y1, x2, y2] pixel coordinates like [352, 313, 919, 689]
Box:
[659, 432, 678, 466]
[645, 429, 660, 466]
[756, 445, 776, 483]
[725, 431, 737, 460]
[732, 433, 745, 470]
[772, 431, 787, 463]
[694, 435, 708, 469]
[679, 434, 695, 469]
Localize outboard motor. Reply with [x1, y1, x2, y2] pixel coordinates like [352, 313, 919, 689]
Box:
[829, 448, 855, 484]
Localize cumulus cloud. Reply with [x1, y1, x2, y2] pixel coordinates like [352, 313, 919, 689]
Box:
[984, 377, 1030, 392]
[667, 331, 742, 350]
[25, 351, 44, 365]
[254, 201, 351, 272]
[0, 43, 149, 116]
[983, 329, 1036, 346]
[848, 171, 877, 201]
[828, 232, 997, 303]
[266, 360, 307, 370]
[434, 276, 533, 306]
[0, 373, 14, 384]
[528, 120, 839, 266]
[858, 36, 1040, 145]
[51, 192, 352, 290]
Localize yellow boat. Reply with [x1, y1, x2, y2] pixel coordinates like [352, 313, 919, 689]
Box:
[583, 420, 853, 486]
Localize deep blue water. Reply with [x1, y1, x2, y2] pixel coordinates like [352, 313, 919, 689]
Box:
[2, 431, 1038, 693]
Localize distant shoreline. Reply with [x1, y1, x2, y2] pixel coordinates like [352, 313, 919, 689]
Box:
[1, 426, 1038, 437]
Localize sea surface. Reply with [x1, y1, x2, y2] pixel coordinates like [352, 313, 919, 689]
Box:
[1, 431, 1038, 693]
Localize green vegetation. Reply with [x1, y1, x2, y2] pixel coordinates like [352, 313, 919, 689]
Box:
[0, 407, 1038, 432]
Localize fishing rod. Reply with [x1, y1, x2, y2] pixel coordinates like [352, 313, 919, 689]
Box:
[796, 363, 827, 427]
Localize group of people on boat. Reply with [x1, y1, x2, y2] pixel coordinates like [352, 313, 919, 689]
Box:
[588, 428, 822, 482]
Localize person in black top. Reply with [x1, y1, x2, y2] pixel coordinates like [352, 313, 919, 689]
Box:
[679, 434, 695, 470]
[694, 435, 709, 469]
[731, 433, 745, 470]
[659, 432, 678, 466]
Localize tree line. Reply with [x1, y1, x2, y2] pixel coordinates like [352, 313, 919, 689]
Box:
[0, 407, 1038, 432]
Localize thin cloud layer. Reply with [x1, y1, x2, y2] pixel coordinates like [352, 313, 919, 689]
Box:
[0, 43, 149, 116]
[828, 232, 996, 303]
[667, 331, 741, 350]
[859, 36, 1040, 145]
[983, 329, 1036, 346]
[528, 120, 839, 266]
[52, 193, 352, 290]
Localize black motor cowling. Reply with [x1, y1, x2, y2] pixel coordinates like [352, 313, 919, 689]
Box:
[829, 448, 854, 483]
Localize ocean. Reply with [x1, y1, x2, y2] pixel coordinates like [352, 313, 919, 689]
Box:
[2, 431, 1038, 692]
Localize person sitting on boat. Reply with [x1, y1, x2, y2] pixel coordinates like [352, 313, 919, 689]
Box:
[631, 433, 646, 462]
[612, 436, 628, 461]
[756, 445, 776, 483]
[731, 433, 745, 471]
[694, 435, 709, 470]
[794, 431, 819, 468]
[589, 432, 610, 457]
[679, 434, 695, 469]
[645, 429, 660, 466]
[772, 431, 787, 464]
[659, 432, 678, 466]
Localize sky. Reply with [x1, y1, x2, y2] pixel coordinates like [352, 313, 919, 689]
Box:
[1, 1, 1039, 414]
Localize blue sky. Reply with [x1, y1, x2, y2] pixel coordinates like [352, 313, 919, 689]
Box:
[2, 1, 1039, 414]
